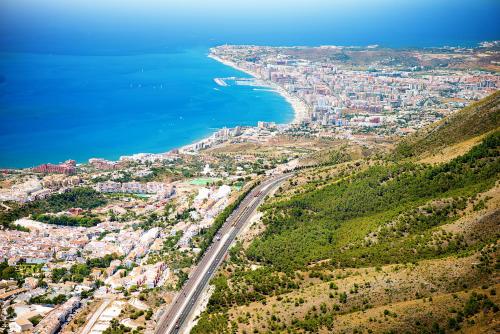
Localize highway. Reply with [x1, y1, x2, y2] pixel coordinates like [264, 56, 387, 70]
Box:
[154, 173, 291, 334]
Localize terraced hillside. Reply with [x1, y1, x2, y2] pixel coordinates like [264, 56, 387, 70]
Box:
[192, 92, 500, 334]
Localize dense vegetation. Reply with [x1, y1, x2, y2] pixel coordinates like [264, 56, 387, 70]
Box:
[29, 293, 68, 305]
[0, 187, 106, 229]
[245, 131, 499, 272]
[206, 267, 299, 313]
[32, 213, 101, 227]
[0, 262, 18, 281]
[51, 254, 119, 283]
[0, 261, 43, 284]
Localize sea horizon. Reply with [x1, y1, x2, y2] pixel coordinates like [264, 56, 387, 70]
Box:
[0, 39, 495, 169]
[0, 47, 295, 168]
[1, 37, 499, 169]
[1, 0, 498, 169]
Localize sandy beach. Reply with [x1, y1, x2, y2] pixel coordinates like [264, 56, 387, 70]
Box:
[208, 54, 309, 124]
[126, 54, 310, 157]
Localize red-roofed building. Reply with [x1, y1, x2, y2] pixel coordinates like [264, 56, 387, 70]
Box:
[32, 160, 76, 175]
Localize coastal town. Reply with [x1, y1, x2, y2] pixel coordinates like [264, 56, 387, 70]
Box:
[0, 143, 299, 333]
[211, 42, 499, 135]
[0, 41, 499, 334]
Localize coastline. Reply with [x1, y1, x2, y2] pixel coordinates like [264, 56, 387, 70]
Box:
[208, 54, 309, 124]
[175, 53, 310, 154]
[5, 51, 308, 169]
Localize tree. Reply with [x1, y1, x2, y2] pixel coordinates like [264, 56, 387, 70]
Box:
[6, 307, 15, 319]
[1, 266, 16, 280]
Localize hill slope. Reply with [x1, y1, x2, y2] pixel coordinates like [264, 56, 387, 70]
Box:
[192, 92, 500, 334]
[395, 91, 500, 159]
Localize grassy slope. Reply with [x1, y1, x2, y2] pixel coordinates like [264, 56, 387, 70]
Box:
[192, 92, 500, 334]
[395, 90, 500, 159]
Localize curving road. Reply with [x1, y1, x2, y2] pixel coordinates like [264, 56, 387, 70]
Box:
[155, 173, 292, 334]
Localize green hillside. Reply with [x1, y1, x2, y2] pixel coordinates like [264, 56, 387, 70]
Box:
[247, 132, 499, 272]
[192, 93, 500, 334]
[395, 91, 500, 159]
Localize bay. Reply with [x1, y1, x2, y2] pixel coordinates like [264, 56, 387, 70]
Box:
[0, 48, 294, 168]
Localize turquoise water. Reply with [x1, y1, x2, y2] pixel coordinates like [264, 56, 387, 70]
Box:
[1, 1, 498, 168]
[0, 48, 294, 168]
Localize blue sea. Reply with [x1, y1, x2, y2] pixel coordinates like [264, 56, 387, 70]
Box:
[1, 0, 499, 168]
[0, 49, 293, 168]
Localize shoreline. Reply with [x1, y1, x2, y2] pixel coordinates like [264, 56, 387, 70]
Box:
[4, 52, 308, 169]
[208, 54, 309, 124]
[177, 54, 309, 154]
[92, 53, 308, 160]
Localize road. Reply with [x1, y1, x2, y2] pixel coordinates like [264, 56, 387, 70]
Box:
[154, 173, 291, 334]
[80, 299, 112, 334]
